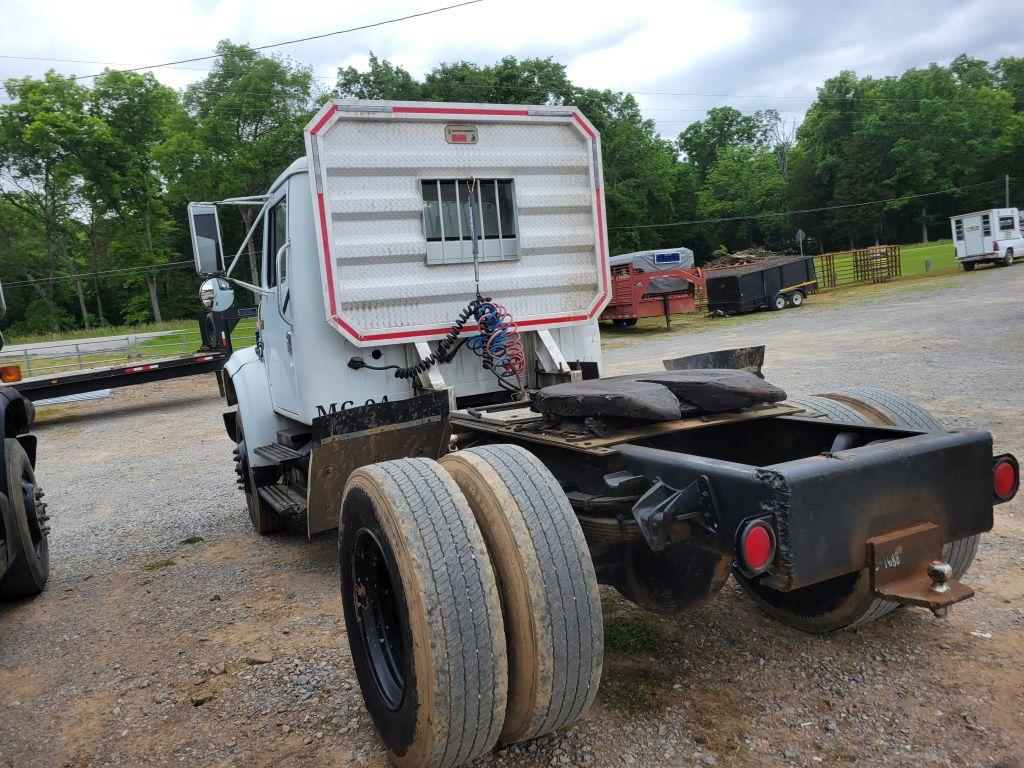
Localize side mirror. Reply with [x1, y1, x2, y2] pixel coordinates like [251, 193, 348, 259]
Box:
[199, 277, 235, 313]
[188, 203, 225, 275]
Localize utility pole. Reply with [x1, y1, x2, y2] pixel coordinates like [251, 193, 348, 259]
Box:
[1006, 174, 1011, 208]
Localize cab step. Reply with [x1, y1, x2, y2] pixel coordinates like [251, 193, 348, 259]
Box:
[254, 443, 303, 463]
[257, 484, 307, 516]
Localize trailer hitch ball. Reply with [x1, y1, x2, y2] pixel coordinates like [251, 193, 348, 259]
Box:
[928, 560, 954, 617]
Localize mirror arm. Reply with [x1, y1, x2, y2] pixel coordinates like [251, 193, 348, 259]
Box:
[225, 198, 272, 278]
[227, 277, 273, 297]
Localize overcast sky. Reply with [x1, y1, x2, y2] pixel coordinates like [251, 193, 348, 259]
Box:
[2, 0, 1020, 137]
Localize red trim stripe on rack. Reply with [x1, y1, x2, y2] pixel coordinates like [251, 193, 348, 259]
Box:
[312, 104, 609, 343]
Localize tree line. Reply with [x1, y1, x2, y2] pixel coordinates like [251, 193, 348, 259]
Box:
[1, 43, 1021, 334]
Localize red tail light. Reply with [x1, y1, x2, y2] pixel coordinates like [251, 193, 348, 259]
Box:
[994, 241, 1000, 250]
[737, 519, 776, 575]
[994, 456, 1019, 502]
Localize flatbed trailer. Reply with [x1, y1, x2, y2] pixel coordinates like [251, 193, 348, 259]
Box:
[4, 308, 251, 403]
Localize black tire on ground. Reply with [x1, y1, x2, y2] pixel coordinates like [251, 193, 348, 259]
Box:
[962, 262, 975, 271]
[620, 540, 732, 614]
[234, 415, 284, 535]
[738, 395, 894, 632]
[339, 458, 507, 768]
[0, 440, 49, 600]
[439, 445, 603, 745]
[771, 293, 787, 311]
[738, 388, 980, 633]
[785, 394, 873, 425]
[815, 387, 978, 579]
[788, 290, 805, 307]
[1001, 248, 1014, 266]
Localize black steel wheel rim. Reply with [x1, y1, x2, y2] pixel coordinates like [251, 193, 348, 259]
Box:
[352, 527, 408, 710]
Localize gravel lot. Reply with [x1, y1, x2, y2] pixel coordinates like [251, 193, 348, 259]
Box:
[1, 265, 1022, 768]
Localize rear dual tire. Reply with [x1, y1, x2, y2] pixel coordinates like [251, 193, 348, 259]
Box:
[339, 449, 603, 768]
[340, 458, 507, 768]
[737, 388, 978, 633]
[440, 445, 603, 745]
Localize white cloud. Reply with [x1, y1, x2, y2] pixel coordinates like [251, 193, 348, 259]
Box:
[0, 0, 1018, 137]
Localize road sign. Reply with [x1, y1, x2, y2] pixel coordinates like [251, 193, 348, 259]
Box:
[795, 229, 806, 257]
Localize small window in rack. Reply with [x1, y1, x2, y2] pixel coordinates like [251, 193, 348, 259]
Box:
[982, 214, 991, 237]
[422, 179, 519, 265]
[954, 219, 964, 241]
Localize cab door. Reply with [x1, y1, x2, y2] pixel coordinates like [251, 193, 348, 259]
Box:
[261, 190, 302, 418]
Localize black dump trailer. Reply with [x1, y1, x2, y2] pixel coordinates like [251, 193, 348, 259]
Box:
[706, 255, 818, 314]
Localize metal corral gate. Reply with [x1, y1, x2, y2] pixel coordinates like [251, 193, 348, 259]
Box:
[815, 244, 902, 288]
[695, 245, 902, 310]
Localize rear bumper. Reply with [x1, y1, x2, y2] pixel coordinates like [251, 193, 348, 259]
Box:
[614, 425, 1002, 591]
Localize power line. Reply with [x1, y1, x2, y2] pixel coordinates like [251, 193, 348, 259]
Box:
[70, 0, 487, 81]
[0, 54, 209, 71]
[1, 260, 195, 287]
[609, 179, 1006, 231]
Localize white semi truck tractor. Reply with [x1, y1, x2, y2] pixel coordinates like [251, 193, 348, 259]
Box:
[190, 100, 1018, 768]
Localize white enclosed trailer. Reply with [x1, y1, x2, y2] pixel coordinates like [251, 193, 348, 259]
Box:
[188, 101, 1017, 768]
[950, 207, 1023, 269]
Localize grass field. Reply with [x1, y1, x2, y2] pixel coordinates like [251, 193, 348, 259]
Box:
[899, 239, 959, 276]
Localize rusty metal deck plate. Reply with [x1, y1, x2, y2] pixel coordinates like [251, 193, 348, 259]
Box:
[868, 522, 973, 610]
[450, 402, 800, 454]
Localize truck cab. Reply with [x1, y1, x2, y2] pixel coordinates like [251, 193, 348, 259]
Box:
[951, 207, 1023, 269]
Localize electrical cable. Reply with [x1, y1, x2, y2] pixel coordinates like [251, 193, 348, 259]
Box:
[348, 297, 487, 379]
[68, 1, 487, 81]
[609, 178, 1007, 230]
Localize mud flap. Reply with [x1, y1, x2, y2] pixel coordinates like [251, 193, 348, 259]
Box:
[305, 391, 450, 535]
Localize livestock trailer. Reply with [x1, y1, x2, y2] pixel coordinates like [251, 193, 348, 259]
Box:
[705, 255, 817, 314]
[601, 247, 706, 328]
[950, 208, 1023, 270]
[186, 100, 1018, 768]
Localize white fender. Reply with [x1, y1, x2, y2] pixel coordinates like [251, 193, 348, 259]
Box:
[225, 347, 295, 468]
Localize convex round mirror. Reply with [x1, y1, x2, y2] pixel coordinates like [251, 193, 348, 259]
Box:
[199, 277, 235, 313]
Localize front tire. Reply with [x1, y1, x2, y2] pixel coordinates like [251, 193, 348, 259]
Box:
[0, 440, 49, 600]
[234, 416, 284, 535]
[440, 445, 603, 745]
[340, 458, 507, 768]
[788, 290, 805, 307]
